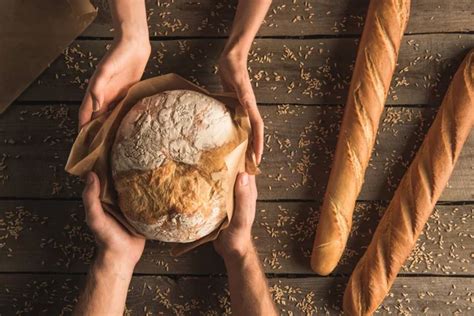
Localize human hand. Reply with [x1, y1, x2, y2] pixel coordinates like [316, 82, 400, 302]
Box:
[218, 53, 264, 165]
[78, 37, 151, 129]
[214, 172, 257, 259]
[82, 172, 145, 272]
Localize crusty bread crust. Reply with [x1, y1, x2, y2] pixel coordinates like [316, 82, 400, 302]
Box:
[111, 90, 239, 242]
[311, 0, 411, 276]
[344, 50, 474, 316]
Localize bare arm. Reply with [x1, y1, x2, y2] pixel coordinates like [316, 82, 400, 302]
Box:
[219, 0, 272, 164]
[222, 0, 272, 57]
[214, 173, 278, 316]
[74, 253, 134, 315]
[223, 244, 276, 315]
[74, 173, 145, 315]
[109, 0, 149, 39]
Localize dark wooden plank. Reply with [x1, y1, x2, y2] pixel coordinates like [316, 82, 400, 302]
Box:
[16, 34, 474, 105]
[0, 274, 472, 315]
[1, 200, 472, 275]
[84, 0, 474, 37]
[1, 104, 472, 200]
[259, 105, 474, 201]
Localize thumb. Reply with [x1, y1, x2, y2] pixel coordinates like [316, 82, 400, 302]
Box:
[234, 172, 253, 216]
[82, 172, 105, 230]
[234, 172, 250, 199]
[77, 70, 109, 130]
[234, 82, 264, 165]
[88, 70, 110, 119]
[231, 173, 257, 230]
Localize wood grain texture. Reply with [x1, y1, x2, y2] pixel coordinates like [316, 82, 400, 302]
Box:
[1, 104, 472, 200]
[83, 0, 474, 37]
[0, 274, 472, 315]
[16, 34, 474, 105]
[1, 2, 473, 314]
[1, 200, 471, 275]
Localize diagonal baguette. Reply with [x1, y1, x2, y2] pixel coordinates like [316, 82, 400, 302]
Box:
[311, 0, 411, 275]
[343, 49, 474, 316]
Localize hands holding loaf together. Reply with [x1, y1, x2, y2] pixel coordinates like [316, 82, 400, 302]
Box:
[70, 0, 473, 315]
[78, 0, 269, 164]
[75, 171, 277, 316]
[72, 0, 276, 315]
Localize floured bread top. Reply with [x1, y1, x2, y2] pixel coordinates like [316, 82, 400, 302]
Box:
[112, 90, 236, 174]
[111, 90, 239, 243]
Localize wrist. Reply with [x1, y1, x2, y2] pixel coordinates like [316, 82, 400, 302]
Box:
[114, 34, 151, 58]
[219, 237, 254, 262]
[94, 250, 137, 277]
[222, 241, 257, 271]
[115, 22, 149, 44]
[221, 36, 252, 62]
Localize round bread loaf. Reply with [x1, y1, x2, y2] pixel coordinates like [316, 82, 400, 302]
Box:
[111, 90, 239, 242]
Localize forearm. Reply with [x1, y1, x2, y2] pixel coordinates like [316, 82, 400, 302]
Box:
[73, 252, 134, 316]
[109, 0, 149, 40]
[223, 244, 278, 316]
[223, 0, 272, 57]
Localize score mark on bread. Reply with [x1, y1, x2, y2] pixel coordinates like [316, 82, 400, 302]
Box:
[111, 90, 240, 243]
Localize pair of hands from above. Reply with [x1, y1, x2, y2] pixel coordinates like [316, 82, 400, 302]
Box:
[83, 171, 258, 272]
[78, 36, 264, 165]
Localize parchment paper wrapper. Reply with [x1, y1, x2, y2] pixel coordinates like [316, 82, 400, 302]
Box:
[0, 0, 97, 114]
[65, 74, 259, 256]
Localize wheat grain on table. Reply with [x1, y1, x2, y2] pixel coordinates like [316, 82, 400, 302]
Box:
[0, 0, 473, 314]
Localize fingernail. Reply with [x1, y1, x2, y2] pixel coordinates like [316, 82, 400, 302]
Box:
[252, 151, 259, 165]
[240, 173, 249, 186]
[92, 99, 101, 113]
[87, 173, 94, 184]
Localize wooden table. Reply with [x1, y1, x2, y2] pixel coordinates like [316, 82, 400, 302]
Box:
[0, 1, 473, 314]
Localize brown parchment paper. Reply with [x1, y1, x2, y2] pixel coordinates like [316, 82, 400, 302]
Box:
[65, 73, 258, 256]
[0, 0, 97, 114]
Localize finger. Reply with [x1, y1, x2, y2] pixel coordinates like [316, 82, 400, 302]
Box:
[88, 67, 111, 117]
[107, 82, 133, 111]
[221, 78, 233, 92]
[235, 81, 264, 164]
[90, 98, 108, 120]
[78, 66, 111, 129]
[78, 92, 93, 130]
[249, 174, 258, 199]
[250, 112, 264, 165]
[82, 172, 105, 231]
[234, 172, 251, 207]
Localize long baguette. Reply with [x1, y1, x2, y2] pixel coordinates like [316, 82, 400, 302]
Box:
[343, 50, 474, 316]
[311, 0, 411, 275]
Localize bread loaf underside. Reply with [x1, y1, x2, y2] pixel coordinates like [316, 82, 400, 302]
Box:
[311, 0, 411, 276]
[343, 50, 474, 316]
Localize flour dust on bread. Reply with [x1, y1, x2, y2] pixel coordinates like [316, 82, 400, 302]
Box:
[111, 90, 240, 242]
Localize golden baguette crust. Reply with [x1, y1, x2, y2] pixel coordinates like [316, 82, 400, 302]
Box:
[343, 50, 474, 316]
[311, 0, 411, 276]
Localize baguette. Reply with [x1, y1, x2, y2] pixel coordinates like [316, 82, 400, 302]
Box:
[343, 50, 474, 316]
[311, 0, 411, 275]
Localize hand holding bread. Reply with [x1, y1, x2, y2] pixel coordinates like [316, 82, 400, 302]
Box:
[78, 0, 151, 129]
[82, 171, 145, 271]
[214, 172, 257, 259]
[217, 0, 272, 165]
